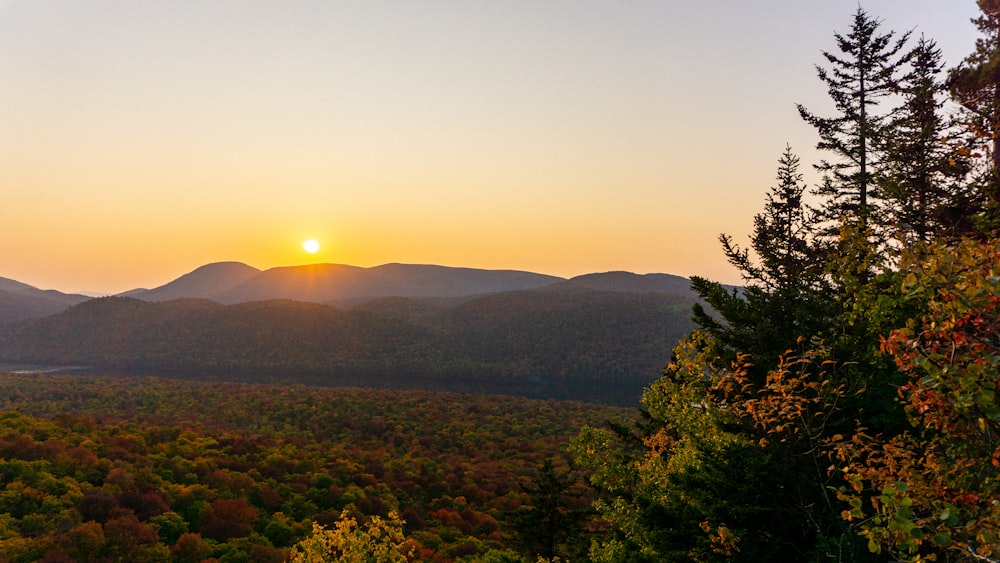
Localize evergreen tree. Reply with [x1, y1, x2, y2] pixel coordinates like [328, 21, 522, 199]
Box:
[884, 36, 978, 241]
[510, 458, 590, 561]
[723, 145, 827, 291]
[798, 8, 912, 231]
[691, 146, 832, 383]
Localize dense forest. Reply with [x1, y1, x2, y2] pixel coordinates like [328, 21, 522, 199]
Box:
[5, 3, 1000, 562]
[0, 373, 630, 561]
[0, 286, 696, 406]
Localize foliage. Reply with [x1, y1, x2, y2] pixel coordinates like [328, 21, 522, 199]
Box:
[575, 8, 1000, 561]
[574, 333, 884, 561]
[836, 238, 1000, 561]
[288, 511, 414, 563]
[0, 374, 631, 561]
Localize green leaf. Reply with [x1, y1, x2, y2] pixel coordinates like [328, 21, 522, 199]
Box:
[868, 537, 880, 553]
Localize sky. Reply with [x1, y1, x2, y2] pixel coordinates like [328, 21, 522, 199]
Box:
[0, 1, 986, 294]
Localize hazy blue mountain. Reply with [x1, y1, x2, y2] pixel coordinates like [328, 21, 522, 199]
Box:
[0, 277, 90, 324]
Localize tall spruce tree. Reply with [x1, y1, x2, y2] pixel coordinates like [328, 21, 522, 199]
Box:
[797, 8, 911, 232]
[884, 36, 978, 240]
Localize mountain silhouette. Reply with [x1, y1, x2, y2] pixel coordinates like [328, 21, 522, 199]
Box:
[0, 277, 90, 324]
[119, 262, 263, 302]
[559, 271, 697, 297]
[124, 262, 566, 304]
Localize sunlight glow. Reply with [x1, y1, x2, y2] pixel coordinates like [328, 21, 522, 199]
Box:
[302, 239, 320, 254]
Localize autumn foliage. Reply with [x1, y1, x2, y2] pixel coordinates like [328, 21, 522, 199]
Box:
[837, 239, 1000, 560]
[0, 375, 629, 561]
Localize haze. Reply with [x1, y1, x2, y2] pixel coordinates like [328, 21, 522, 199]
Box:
[0, 1, 981, 294]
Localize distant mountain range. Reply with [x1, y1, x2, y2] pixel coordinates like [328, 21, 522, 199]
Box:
[120, 261, 569, 304]
[0, 262, 703, 404]
[0, 277, 90, 325]
[2, 261, 698, 320]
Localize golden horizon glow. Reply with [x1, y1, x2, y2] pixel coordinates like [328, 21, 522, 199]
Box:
[0, 2, 981, 295]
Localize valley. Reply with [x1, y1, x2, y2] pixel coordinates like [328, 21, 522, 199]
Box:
[0, 263, 700, 406]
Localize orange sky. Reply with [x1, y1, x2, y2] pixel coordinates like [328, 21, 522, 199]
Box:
[0, 1, 983, 294]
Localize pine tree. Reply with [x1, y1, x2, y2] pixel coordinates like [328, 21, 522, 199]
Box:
[725, 146, 826, 291]
[691, 146, 832, 382]
[511, 458, 590, 561]
[797, 8, 911, 231]
[885, 36, 979, 240]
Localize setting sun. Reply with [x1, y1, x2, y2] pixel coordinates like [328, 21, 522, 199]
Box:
[302, 239, 320, 254]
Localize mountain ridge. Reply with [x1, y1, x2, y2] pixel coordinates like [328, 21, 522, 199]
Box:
[0, 285, 697, 405]
[0, 263, 706, 326]
[0, 277, 90, 325]
[118, 262, 701, 304]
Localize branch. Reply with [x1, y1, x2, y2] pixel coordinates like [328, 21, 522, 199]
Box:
[965, 546, 1000, 563]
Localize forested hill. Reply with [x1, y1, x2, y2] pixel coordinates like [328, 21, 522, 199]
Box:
[0, 283, 697, 406]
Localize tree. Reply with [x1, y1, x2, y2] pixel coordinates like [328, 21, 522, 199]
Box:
[691, 146, 833, 384]
[949, 0, 1000, 212]
[884, 36, 979, 240]
[511, 458, 590, 561]
[60, 520, 107, 561]
[723, 145, 826, 291]
[171, 532, 213, 563]
[798, 7, 912, 231]
[837, 238, 1000, 561]
[199, 497, 259, 542]
[288, 510, 414, 563]
[103, 511, 166, 562]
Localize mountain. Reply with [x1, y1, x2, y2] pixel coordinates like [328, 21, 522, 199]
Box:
[559, 271, 697, 296]
[124, 262, 565, 304]
[119, 261, 262, 301]
[0, 264, 709, 404]
[0, 283, 698, 405]
[0, 277, 90, 324]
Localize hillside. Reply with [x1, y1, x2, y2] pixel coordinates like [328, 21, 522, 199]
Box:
[0, 277, 90, 324]
[0, 283, 697, 405]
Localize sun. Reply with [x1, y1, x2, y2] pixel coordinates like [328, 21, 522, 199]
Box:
[302, 239, 320, 254]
